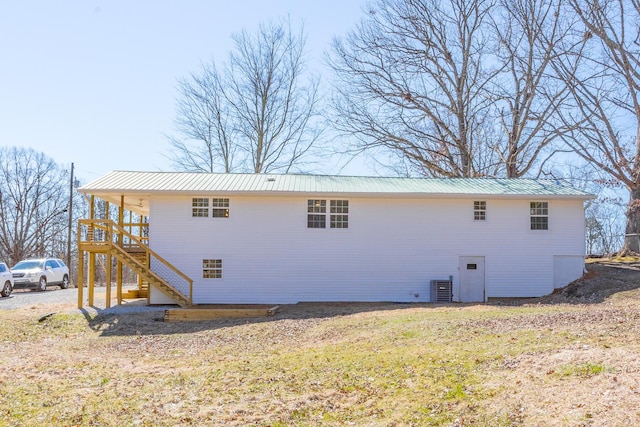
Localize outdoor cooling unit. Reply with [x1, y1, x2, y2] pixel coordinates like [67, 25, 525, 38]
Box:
[430, 276, 453, 303]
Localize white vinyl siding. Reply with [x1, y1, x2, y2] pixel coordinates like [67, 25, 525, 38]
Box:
[553, 255, 584, 289]
[148, 195, 586, 304]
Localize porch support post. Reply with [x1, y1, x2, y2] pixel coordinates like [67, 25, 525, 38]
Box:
[105, 201, 111, 309]
[105, 250, 112, 309]
[117, 195, 124, 305]
[77, 239, 84, 309]
[138, 213, 144, 292]
[88, 195, 95, 306]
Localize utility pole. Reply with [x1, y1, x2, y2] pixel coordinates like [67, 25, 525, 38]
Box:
[67, 162, 74, 281]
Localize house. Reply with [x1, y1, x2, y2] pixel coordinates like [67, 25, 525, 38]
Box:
[77, 171, 593, 307]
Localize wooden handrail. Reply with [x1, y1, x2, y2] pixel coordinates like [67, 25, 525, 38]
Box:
[109, 244, 187, 300]
[78, 219, 193, 305]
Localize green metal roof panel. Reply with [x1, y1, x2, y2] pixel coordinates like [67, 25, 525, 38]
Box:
[79, 171, 594, 198]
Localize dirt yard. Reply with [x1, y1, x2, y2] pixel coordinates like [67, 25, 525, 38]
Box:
[1, 261, 639, 426]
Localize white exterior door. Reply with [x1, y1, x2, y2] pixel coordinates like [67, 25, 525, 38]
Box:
[459, 256, 485, 302]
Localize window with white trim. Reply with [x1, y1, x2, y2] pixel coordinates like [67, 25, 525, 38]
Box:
[191, 198, 230, 218]
[530, 201, 548, 230]
[308, 199, 349, 228]
[474, 201, 486, 221]
[330, 200, 349, 228]
[212, 198, 230, 218]
[307, 199, 326, 228]
[192, 198, 209, 217]
[203, 259, 222, 279]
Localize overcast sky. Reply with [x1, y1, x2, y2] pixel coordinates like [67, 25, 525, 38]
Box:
[0, 1, 367, 184]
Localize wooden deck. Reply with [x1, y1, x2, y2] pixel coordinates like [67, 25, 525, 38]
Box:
[77, 218, 193, 308]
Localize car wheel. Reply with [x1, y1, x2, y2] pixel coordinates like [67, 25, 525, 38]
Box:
[37, 276, 47, 292]
[0, 281, 11, 297]
[60, 274, 69, 289]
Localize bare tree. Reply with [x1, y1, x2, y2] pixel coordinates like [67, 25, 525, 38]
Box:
[168, 19, 321, 174]
[329, 0, 587, 179]
[586, 197, 625, 255]
[329, 0, 504, 177]
[491, 0, 578, 177]
[0, 147, 70, 266]
[553, 0, 640, 252]
[555, 162, 626, 255]
[169, 62, 235, 173]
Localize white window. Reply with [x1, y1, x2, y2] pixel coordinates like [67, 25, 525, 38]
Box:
[203, 259, 222, 279]
[212, 198, 230, 218]
[192, 198, 230, 218]
[330, 200, 349, 228]
[308, 200, 349, 228]
[192, 198, 209, 217]
[474, 201, 486, 221]
[530, 202, 548, 230]
[307, 199, 326, 228]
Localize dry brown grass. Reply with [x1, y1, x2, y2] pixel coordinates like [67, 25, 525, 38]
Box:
[1, 262, 640, 426]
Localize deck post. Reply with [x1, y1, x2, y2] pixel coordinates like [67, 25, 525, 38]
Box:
[138, 214, 144, 293]
[117, 195, 124, 305]
[77, 243, 84, 309]
[105, 201, 111, 309]
[88, 195, 95, 306]
[88, 254, 95, 305]
[105, 251, 112, 309]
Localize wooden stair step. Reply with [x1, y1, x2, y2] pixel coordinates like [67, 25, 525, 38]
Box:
[112, 236, 192, 307]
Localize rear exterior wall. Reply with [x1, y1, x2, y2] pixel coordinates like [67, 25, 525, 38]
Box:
[147, 194, 586, 304]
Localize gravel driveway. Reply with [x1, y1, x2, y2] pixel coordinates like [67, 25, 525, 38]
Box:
[0, 287, 80, 309]
[0, 286, 170, 314]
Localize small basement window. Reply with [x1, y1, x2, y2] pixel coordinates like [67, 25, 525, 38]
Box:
[192, 198, 209, 217]
[530, 201, 548, 230]
[203, 259, 222, 279]
[474, 201, 486, 221]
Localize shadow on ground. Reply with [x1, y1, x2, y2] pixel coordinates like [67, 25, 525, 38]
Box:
[80, 300, 445, 337]
[74, 262, 639, 337]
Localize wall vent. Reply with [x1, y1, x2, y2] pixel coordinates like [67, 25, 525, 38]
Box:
[430, 276, 453, 302]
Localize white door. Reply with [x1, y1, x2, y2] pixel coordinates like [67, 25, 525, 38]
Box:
[459, 256, 485, 302]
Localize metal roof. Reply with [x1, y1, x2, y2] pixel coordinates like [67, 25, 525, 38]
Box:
[79, 171, 594, 198]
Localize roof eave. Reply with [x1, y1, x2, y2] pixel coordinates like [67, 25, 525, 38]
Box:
[78, 188, 595, 200]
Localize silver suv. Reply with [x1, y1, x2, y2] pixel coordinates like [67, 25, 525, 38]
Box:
[12, 258, 70, 291]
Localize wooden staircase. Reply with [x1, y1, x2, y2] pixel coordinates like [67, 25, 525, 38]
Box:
[78, 219, 193, 307]
[122, 247, 150, 298]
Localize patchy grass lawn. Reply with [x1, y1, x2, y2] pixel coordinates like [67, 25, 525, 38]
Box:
[1, 263, 640, 426]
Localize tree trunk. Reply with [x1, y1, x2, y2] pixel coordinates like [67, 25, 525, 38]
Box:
[623, 186, 640, 254]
